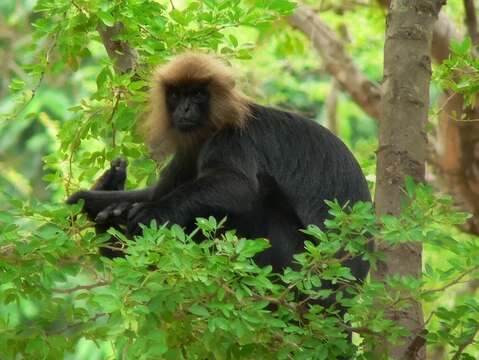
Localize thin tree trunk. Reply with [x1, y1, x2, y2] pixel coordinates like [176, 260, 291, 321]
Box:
[374, 1, 444, 359]
[326, 80, 339, 134]
[463, 0, 479, 47]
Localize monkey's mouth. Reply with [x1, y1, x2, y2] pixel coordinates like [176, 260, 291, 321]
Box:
[175, 121, 200, 132]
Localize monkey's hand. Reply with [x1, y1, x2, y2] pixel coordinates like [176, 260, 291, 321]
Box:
[91, 158, 128, 191]
[95, 202, 130, 224]
[126, 202, 166, 236]
[67, 157, 128, 221]
[66, 190, 124, 226]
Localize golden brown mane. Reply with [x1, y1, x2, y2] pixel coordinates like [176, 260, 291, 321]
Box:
[144, 52, 250, 160]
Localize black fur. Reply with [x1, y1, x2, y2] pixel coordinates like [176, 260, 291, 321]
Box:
[68, 104, 371, 281]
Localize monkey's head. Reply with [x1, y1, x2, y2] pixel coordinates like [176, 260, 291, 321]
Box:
[145, 52, 250, 158]
[165, 82, 210, 133]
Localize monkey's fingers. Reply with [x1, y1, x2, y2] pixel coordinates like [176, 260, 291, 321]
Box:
[93, 158, 128, 191]
[96, 202, 130, 224]
[110, 158, 128, 172]
[127, 203, 152, 236]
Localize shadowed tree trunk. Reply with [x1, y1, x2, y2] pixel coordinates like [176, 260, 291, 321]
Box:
[374, 1, 444, 359]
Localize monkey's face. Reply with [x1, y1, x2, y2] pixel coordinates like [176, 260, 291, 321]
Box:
[165, 83, 210, 132]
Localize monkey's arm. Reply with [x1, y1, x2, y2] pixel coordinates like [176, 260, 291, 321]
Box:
[91, 158, 128, 191]
[127, 153, 259, 236]
[67, 154, 194, 223]
[67, 188, 154, 216]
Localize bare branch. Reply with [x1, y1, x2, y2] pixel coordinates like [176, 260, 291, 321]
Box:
[431, 11, 462, 62]
[287, 4, 381, 120]
[405, 329, 428, 359]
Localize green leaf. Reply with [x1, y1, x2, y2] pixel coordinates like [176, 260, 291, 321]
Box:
[404, 176, 416, 197]
[170, 9, 189, 25]
[98, 11, 115, 26]
[189, 304, 210, 317]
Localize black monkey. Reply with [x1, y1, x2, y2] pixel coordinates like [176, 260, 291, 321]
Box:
[68, 52, 371, 283]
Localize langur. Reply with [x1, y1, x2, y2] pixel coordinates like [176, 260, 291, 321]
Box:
[68, 52, 371, 284]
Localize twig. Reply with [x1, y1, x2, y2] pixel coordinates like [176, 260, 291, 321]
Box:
[46, 312, 106, 335]
[108, 91, 121, 148]
[452, 325, 479, 360]
[53, 280, 109, 294]
[8, 31, 59, 120]
[422, 264, 479, 295]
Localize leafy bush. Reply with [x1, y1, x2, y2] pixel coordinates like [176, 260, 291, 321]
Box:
[2, 184, 479, 358]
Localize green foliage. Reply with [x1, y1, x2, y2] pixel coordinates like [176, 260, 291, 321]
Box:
[2, 183, 479, 358]
[434, 37, 479, 109]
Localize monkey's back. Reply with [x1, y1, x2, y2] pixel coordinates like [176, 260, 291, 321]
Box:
[241, 103, 371, 230]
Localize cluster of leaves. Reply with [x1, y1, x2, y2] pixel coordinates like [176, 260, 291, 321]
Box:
[1, 182, 479, 358]
[0, 198, 366, 359]
[434, 37, 479, 109]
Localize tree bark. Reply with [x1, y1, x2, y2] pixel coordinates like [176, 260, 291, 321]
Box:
[374, 1, 444, 359]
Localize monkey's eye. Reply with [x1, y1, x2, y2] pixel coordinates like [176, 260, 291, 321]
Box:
[194, 89, 206, 98]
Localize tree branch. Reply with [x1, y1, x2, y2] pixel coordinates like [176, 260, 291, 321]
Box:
[421, 264, 479, 296]
[53, 280, 109, 294]
[97, 23, 139, 74]
[287, 4, 381, 120]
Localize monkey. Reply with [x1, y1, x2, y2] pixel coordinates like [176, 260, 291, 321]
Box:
[67, 51, 371, 295]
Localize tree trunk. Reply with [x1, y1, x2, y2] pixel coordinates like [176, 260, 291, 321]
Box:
[380, 0, 479, 239]
[374, 0, 444, 358]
